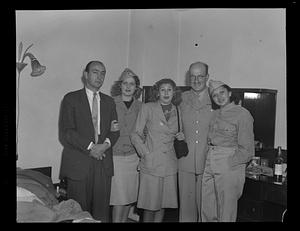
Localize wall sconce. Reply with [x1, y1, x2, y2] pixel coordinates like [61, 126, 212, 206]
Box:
[16, 42, 46, 160]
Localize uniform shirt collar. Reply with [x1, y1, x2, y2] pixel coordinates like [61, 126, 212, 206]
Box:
[220, 102, 236, 113]
[190, 87, 209, 100]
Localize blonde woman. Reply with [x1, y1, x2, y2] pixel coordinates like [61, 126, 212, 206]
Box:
[110, 68, 142, 222]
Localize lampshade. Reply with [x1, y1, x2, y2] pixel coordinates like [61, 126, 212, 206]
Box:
[16, 42, 46, 161]
[26, 52, 46, 77]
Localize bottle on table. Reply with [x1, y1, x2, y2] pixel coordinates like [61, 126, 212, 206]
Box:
[58, 178, 68, 201]
[274, 146, 283, 184]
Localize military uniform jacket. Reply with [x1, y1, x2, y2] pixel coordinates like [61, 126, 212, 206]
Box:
[208, 102, 255, 167]
[130, 102, 180, 177]
[178, 89, 214, 174]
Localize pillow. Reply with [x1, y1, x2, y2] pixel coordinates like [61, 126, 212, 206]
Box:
[17, 186, 45, 205]
[17, 168, 58, 199]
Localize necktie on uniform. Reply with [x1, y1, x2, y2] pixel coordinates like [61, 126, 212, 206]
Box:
[92, 92, 98, 144]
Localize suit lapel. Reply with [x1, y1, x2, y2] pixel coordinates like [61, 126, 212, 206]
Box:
[154, 102, 167, 124]
[189, 88, 211, 110]
[154, 102, 177, 133]
[201, 88, 212, 107]
[167, 105, 177, 127]
[79, 88, 94, 133]
[99, 92, 109, 134]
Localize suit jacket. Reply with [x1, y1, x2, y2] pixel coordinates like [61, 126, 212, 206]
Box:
[59, 88, 120, 180]
[130, 102, 179, 177]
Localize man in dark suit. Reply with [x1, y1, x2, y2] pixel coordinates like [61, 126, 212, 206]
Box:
[59, 61, 120, 222]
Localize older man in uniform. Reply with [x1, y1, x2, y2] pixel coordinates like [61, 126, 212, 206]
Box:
[178, 61, 214, 222]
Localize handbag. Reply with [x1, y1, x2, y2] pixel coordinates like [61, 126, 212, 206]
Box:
[174, 106, 189, 159]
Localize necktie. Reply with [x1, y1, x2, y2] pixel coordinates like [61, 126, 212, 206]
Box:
[92, 92, 98, 144]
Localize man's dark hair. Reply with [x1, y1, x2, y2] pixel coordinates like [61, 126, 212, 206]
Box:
[84, 61, 105, 73]
[81, 61, 105, 86]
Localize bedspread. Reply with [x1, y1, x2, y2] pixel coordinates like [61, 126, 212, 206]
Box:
[17, 168, 99, 222]
[17, 198, 98, 222]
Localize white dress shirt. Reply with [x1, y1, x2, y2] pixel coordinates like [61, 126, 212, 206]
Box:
[85, 87, 111, 150]
[85, 87, 101, 134]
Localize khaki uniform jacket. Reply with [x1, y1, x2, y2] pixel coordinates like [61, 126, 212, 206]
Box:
[178, 89, 214, 174]
[130, 102, 180, 177]
[208, 102, 255, 167]
[113, 96, 142, 156]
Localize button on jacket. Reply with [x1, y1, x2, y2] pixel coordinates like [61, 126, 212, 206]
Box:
[208, 102, 255, 167]
[113, 95, 142, 156]
[178, 89, 214, 174]
[130, 102, 180, 177]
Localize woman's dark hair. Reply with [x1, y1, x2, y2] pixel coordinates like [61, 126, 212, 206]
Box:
[148, 78, 182, 106]
[110, 71, 142, 99]
[210, 84, 242, 110]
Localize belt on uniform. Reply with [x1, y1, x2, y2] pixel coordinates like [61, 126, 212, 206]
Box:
[208, 145, 236, 152]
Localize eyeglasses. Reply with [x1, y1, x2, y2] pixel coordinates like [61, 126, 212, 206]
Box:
[190, 75, 207, 81]
[122, 82, 136, 87]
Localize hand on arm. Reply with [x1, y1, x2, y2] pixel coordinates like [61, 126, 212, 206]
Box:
[130, 104, 150, 158]
[105, 100, 120, 147]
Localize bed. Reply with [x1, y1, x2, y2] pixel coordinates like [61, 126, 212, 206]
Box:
[17, 167, 100, 223]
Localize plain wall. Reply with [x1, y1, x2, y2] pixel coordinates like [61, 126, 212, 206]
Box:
[129, 8, 286, 150]
[16, 9, 286, 182]
[177, 9, 286, 151]
[128, 9, 180, 85]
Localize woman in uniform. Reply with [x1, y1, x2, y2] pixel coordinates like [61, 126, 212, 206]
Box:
[201, 80, 255, 222]
[110, 68, 142, 222]
[131, 78, 184, 222]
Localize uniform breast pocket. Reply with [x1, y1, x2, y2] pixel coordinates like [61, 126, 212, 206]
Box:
[219, 121, 237, 136]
